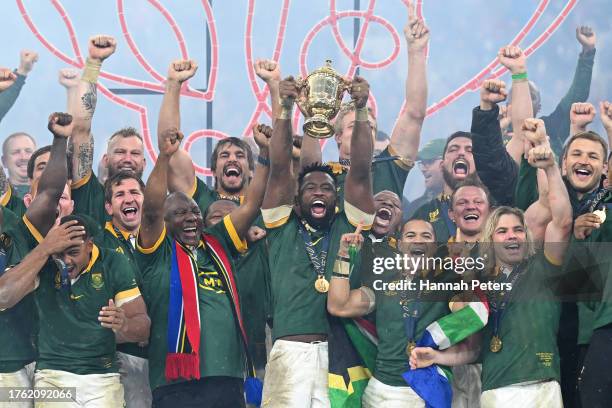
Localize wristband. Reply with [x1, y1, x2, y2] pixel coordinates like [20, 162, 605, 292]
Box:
[511, 72, 528, 82]
[355, 107, 369, 122]
[278, 106, 293, 120]
[332, 273, 349, 280]
[333, 259, 350, 276]
[257, 155, 270, 166]
[336, 255, 351, 263]
[82, 58, 102, 83]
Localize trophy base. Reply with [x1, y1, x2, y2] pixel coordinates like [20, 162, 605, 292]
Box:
[303, 115, 334, 139]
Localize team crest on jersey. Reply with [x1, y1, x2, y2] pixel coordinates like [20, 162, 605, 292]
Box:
[428, 208, 439, 223]
[91, 272, 104, 289]
[115, 246, 125, 255]
[54, 272, 61, 289]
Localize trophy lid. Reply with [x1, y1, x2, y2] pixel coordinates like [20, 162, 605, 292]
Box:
[306, 59, 343, 80]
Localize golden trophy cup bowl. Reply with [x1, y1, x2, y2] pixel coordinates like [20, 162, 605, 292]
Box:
[296, 60, 350, 139]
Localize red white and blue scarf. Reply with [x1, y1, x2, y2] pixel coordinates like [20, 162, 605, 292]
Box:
[166, 234, 262, 403]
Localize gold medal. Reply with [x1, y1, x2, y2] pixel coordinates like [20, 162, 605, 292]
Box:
[314, 275, 330, 293]
[406, 340, 417, 357]
[490, 335, 502, 353]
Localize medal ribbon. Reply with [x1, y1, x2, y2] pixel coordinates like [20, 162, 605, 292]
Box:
[401, 275, 423, 347]
[438, 198, 457, 238]
[489, 262, 525, 340]
[297, 221, 331, 279]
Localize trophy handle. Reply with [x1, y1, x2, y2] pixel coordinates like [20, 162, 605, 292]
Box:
[295, 77, 311, 118]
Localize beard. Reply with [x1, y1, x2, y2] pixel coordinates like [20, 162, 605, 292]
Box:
[108, 164, 143, 179]
[442, 166, 460, 191]
[218, 175, 248, 195]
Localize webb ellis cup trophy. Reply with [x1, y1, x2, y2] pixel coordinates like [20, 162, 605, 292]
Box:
[296, 60, 351, 139]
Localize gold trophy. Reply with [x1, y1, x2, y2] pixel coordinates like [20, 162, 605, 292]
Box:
[296, 60, 350, 139]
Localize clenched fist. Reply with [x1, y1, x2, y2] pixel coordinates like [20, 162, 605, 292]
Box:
[576, 26, 596, 52]
[599, 101, 612, 131]
[58, 68, 80, 89]
[349, 76, 370, 109]
[158, 127, 183, 157]
[522, 118, 548, 146]
[252, 123, 273, 151]
[527, 144, 555, 169]
[498, 45, 526, 75]
[570, 102, 596, 131]
[17, 50, 38, 76]
[47, 112, 74, 138]
[167, 59, 198, 83]
[88, 35, 117, 61]
[0, 68, 17, 92]
[279, 76, 299, 109]
[254, 59, 281, 83]
[480, 79, 507, 110]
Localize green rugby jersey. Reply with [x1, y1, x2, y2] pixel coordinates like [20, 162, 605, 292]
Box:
[328, 145, 413, 211]
[24, 216, 140, 374]
[412, 194, 454, 244]
[71, 171, 111, 226]
[0, 184, 27, 219]
[235, 236, 270, 369]
[262, 202, 374, 340]
[371, 267, 461, 386]
[135, 215, 247, 391]
[0, 208, 37, 373]
[480, 253, 562, 391]
[190, 176, 242, 215]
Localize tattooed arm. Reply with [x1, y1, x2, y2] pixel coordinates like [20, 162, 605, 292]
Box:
[0, 167, 8, 198]
[70, 35, 116, 184]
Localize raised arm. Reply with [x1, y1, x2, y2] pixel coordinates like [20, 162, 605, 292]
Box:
[228, 124, 271, 239]
[26, 113, 73, 235]
[524, 119, 572, 263]
[498, 46, 532, 165]
[472, 79, 518, 206]
[344, 77, 375, 214]
[327, 232, 373, 318]
[58, 68, 81, 114]
[570, 102, 595, 136]
[254, 59, 282, 120]
[545, 26, 596, 155]
[262, 77, 297, 209]
[159, 60, 199, 194]
[599, 101, 612, 148]
[524, 168, 551, 242]
[139, 128, 182, 248]
[0, 220, 85, 309]
[70, 35, 117, 184]
[0, 50, 38, 122]
[389, 2, 428, 161]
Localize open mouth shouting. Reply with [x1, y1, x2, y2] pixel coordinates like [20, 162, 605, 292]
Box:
[310, 199, 328, 219]
[573, 165, 593, 182]
[462, 212, 480, 224]
[375, 207, 393, 227]
[453, 158, 469, 177]
[223, 163, 243, 184]
[121, 206, 139, 222]
[182, 225, 199, 242]
[503, 241, 522, 257]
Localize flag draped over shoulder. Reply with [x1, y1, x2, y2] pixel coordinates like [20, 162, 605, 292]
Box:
[403, 295, 489, 408]
[328, 315, 378, 408]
